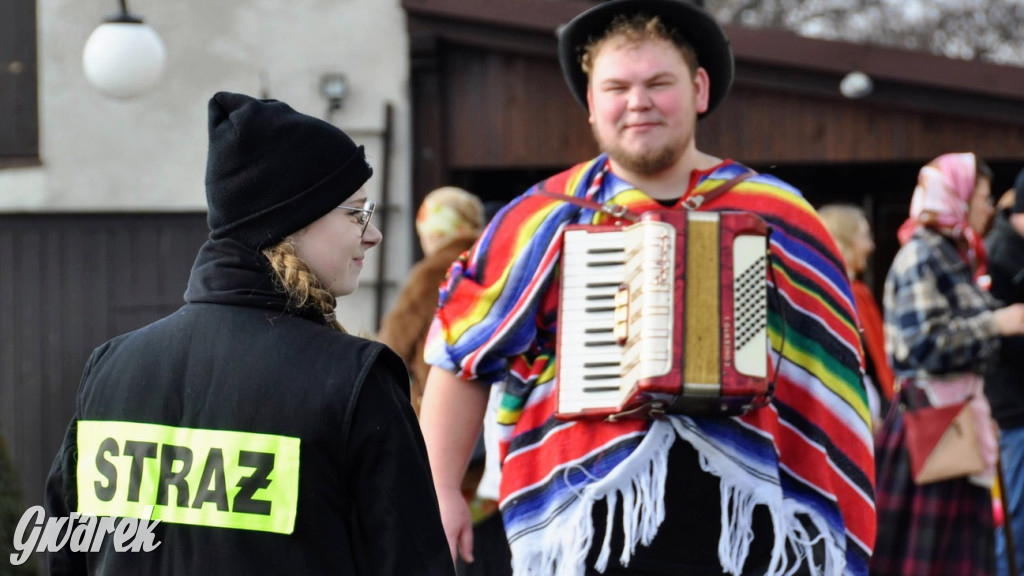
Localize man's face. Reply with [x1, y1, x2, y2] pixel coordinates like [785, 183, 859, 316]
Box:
[586, 37, 709, 177]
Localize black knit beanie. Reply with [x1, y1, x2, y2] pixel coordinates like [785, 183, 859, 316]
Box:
[205, 91, 373, 249]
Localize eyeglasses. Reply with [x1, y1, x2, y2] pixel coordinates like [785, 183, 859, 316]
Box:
[337, 199, 376, 238]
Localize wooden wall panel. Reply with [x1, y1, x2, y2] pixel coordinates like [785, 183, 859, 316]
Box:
[435, 43, 1024, 171]
[445, 47, 598, 169]
[0, 214, 208, 539]
[410, 35, 451, 220]
[701, 84, 1024, 164]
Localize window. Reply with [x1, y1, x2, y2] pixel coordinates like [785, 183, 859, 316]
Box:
[0, 0, 39, 166]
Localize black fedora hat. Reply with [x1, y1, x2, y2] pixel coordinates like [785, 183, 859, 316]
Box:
[557, 0, 734, 118]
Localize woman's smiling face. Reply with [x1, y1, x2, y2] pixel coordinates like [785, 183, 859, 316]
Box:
[291, 189, 382, 296]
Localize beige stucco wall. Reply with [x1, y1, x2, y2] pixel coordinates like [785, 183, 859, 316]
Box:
[0, 0, 414, 334]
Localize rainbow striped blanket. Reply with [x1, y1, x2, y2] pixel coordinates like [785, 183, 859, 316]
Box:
[425, 156, 876, 575]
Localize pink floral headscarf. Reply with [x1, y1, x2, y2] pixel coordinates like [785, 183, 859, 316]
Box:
[897, 152, 987, 276]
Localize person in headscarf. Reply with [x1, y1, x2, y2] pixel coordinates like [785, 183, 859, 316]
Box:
[984, 167, 1024, 576]
[379, 186, 486, 415]
[378, 186, 512, 576]
[873, 152, 1024, 576]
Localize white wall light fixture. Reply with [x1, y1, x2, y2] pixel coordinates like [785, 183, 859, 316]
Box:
[839, 71, 873, 99]
[320, 73, 348, 110]
[82, 0, 166, 99]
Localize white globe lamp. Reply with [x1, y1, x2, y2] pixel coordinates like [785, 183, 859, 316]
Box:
[839, 71, 873, 100]
[82, 1, 166, 99]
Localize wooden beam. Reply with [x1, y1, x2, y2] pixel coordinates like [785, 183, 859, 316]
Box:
[726, 25, 1024, 103]
[402, 0, 592, 33]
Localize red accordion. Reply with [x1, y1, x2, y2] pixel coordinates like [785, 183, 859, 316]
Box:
[554, 210, 772, 420]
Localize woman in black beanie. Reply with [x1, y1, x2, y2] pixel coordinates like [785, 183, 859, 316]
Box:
[44, 92, 455, 575]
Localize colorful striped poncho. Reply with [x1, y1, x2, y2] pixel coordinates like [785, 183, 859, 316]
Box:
[425, 155, 876, 575]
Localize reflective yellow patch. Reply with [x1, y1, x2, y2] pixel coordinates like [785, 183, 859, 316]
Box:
[76, 420, 300, 534]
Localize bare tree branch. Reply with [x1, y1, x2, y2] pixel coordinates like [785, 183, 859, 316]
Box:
[706, 0, 1024, 67]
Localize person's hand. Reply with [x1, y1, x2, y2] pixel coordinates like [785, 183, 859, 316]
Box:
[436, 485, 474, 564]
[993, 303, 1024, 336]
[996, 189, 1016, 212]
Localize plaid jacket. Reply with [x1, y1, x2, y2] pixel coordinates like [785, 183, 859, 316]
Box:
[883, 226, 1001, 378]
[875, 226, 1000, 575]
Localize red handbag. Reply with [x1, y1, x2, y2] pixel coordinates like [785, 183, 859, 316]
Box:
[903, 398, 984, 485]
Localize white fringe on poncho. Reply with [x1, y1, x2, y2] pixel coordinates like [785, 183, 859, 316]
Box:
[507, 418, 846, 576]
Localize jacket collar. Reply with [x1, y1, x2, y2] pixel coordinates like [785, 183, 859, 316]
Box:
[184, 237, 327, 325]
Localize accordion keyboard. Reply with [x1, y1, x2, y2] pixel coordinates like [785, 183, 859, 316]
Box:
[558, 228, 628, 414]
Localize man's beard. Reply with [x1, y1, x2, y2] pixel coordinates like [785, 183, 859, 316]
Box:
[592, 124, 686, 177]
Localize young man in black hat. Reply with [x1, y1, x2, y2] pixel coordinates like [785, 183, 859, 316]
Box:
[985, 168, 1024, 576]
[418, 1, 875, 574]
[44, 92, 455, 575]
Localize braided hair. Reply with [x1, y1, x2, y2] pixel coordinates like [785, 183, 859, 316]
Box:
[262, 239, 346, 333]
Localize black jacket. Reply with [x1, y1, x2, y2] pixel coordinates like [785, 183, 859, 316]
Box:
[45, 238, 455, 575]
[984, 211, 1024, 430]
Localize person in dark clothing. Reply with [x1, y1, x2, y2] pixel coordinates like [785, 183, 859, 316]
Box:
[985, 168, 1024, 576]
[44, 91, 455, 576]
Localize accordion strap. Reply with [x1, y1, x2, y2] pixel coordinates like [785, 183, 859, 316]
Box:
[681, 169, 758, 210]
[533, 189, 643, 222]
[533, 167, 758, 219]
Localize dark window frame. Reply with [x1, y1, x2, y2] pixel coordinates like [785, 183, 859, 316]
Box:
[0, 0, 40, 167]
